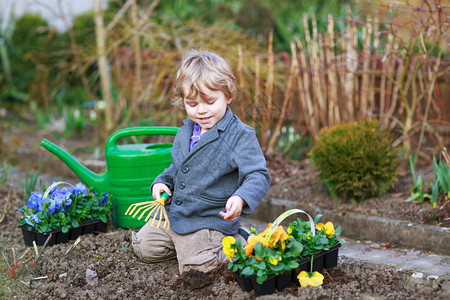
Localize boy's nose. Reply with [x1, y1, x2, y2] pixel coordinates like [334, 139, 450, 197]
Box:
[197, 103, 208, 114]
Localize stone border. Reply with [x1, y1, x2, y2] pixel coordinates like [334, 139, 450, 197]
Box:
[253, 197, 450, 255]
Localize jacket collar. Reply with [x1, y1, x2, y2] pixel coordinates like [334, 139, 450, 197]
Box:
[182, 107, 233, 131]
[180, 107, 233, 159]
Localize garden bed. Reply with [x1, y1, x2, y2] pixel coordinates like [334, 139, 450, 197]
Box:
[0, 125, 448, 298]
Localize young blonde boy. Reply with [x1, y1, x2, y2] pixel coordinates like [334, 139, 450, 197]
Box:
[132, 50, 271, 274]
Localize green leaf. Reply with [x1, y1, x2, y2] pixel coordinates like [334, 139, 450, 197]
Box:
[241, 267, 254, 276]
[405, 193, 419, 202]
[62, 226, 69, 233]
[287, 260, 299, 269]
[269, 262, 284, 272]
[254, 242, 264, 259]
[257, 261, 266, 270]
[256, 274, 267, 284]
[289, 241, 303, 257]
[72, 220, 80, 228]
[314, 214, 323, 224]
[335, 226, 342, 235]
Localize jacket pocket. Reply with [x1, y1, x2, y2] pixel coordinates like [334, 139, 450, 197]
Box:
[196, 194, 227, 217]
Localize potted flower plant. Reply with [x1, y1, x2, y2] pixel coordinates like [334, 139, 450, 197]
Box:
[223, 222, 304, 296]
[18, 181, 113, 246]
[224, 209, 345, 295]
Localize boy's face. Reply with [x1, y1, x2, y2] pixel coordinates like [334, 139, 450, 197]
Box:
[183, 85, 232, 134]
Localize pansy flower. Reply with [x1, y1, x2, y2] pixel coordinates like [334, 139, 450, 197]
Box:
[316, 222, 335, 238]
[25, 216, 35, 227]
[244, 236, 266, 258]
[222, 236, 236, 262]
[31, 214, 42, 224]
[27, 192, 43, 210]
[72, 183, 87, 196]
[297, 271, 324, 287]
[259, 223, 289, 248]
[102, 193, 110, 205]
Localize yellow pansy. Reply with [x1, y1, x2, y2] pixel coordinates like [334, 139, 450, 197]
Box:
[259, 224, 289, 248]
[287, 226, 293, 235]
[222, 236, 236, 262]
[268, 257, 278, 265]
[244, 236, 267, 257]
[297, 271, 324, 287]
[316, 222, 335, 238]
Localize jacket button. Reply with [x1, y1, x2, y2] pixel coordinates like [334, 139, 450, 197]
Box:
[179, 182, 186, 189]
[175, 198, 182, 205]
[182, 166, 189, 174]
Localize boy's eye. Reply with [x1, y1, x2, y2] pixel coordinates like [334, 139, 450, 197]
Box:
[186, 102, 197, 107]
[206, 99, 216, 104]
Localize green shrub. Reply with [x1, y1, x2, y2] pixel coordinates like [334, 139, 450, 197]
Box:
[308, 120, 399, 201]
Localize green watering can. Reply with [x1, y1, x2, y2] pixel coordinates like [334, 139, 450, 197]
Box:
[40, 127, 178, 229]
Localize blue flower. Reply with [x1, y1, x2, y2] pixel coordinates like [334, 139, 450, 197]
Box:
[31, 214, 41, 224]
[25, 216, 35, 227]
[102, 192, 110, 205]
[28, 192, 43, 210]
[53, 189, 71, 210]
[47, 199, 56, 214]
[48, 181, 59, 195]
[64, 198, 72, 209]
[72, 183, 87, 196]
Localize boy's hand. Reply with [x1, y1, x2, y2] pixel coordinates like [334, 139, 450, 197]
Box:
[152, 183, 172, 204]
[220, 196, 246, 221]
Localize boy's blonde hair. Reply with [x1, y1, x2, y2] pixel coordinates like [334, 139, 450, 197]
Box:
[172, 50, 236, 106]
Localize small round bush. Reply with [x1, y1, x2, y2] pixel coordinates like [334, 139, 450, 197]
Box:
[308, 119, 399, 202]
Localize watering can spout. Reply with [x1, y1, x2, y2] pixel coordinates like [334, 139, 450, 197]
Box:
[40, 138, 108, 192]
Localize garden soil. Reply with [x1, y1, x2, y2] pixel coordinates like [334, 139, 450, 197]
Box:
[0, 125, 449, 299]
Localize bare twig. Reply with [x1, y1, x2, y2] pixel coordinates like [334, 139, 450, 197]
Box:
[19, 248, 31, 261]
[32, 241, 38, 257]
[12, 247, 16, 266]
[35, 233, 53, 264]
[0, 184, 12, 223]
[63, 237, 82, 257]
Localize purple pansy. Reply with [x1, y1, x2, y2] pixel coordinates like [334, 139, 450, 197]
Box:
[28, 192, 43, 210]
[72, 183, 87, 196]
[31, 214, 41, 224]
[102, 192, 109, 205]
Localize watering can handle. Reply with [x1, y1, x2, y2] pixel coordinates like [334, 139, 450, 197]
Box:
[105, 127, 179, 150]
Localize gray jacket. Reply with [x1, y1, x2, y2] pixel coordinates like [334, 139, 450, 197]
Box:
[153, 108, 271, 235]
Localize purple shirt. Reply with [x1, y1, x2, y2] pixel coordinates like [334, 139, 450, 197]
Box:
[189, 123, 204, 151]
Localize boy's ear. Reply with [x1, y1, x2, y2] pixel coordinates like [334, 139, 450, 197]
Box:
[226, 97, 234, 105]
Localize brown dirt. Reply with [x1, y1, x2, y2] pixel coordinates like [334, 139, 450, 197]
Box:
[0, 203, 445, 299]
[0, 123, 449, 299]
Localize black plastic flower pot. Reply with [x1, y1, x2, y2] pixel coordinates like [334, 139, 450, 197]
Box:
[235, 272, 253, 291]
[56, 231, 70, 244]
[69, 226, 82, 240]
[82, 220, 97, 234]
[35, 230, 58, 246]
[291, 257, 310, 285]
[95, 221, 107, 234]
[324, 243, 342, 269]
[310, 252, 325, 273]
[250, 274, 276, 296]
[21, 226, 37, 247]
[276, 270, 292, 291]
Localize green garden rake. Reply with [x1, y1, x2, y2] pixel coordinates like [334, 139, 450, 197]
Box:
[124, 192, 170, 230]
